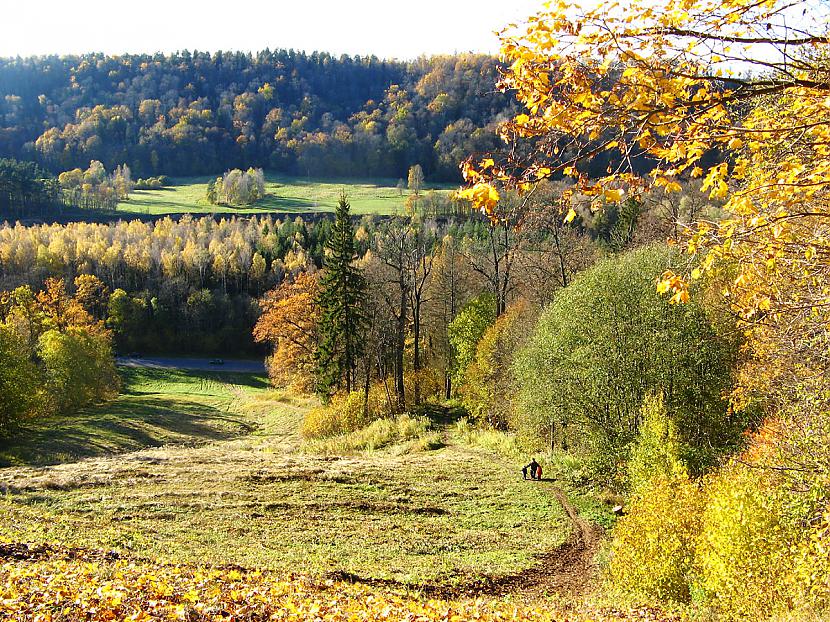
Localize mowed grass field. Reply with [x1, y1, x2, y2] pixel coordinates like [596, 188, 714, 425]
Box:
[0, 366, 571, 589]
[117, 173, 455, 216]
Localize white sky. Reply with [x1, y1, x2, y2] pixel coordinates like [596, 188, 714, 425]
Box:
[0, 0, 545, 59]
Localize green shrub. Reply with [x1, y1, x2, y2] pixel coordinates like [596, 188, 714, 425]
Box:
[0, 326, 41, 434]
[38, 327, 119, 413]
[513, 245, 742, 480]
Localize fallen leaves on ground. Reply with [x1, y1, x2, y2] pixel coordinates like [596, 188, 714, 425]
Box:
[0, 542, 679, 621]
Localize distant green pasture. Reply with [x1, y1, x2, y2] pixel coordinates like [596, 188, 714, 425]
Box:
[117, 173, 455, 216]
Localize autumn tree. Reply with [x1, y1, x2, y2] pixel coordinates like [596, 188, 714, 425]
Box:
[425, 234, 474, 398]
[513, 246, 742, 479]
[0, 279, 118, 425]
[407, 219, 438, 404]
[37, 278, 95, 331]
[460, 299, 531, 430]
[461, 197, 522, 316]
[407, 164, 425, 197]
[0, 325, 40, 433]
[315, 194, 367, 398]
[448, 293, 497, 390]
[372, 219, 414, 411]
[254, 272, 320, 392]
[74, 275, 110, 321]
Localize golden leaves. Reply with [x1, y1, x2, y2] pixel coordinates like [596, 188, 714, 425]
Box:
[603, 187, 625, 202]
[456, 183, 501, 216]
[701, 164, 729, 200]
[657, 271, 690, 304]
[465, 0, 830, 405]
[0, 553, 679, 622]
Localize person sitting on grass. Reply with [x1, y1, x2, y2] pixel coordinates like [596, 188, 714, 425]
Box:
[522, 458, 541, 480]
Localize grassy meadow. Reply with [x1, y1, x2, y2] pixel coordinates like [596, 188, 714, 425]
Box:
[117, 173, 454, 216]
[0, 365, 571, 589]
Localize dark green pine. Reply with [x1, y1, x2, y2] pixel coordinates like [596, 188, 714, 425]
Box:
[314, 192, 367, 399]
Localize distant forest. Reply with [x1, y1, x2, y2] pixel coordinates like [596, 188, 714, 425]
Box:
[0, 50, 518, 181]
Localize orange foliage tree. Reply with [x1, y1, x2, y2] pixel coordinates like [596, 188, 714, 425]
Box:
[253, 272, 320, 392]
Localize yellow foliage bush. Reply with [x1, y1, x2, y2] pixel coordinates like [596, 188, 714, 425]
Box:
[301, 370, 444, 440]
[608, 472, 702, 603]
[694, 460, 800, 619]
[627, 393, 686, 494]
[301, 391, 369, 439]
[793, 508, 830, 613]
[404, 367, 444, 404]
[305, 414, 439, 454]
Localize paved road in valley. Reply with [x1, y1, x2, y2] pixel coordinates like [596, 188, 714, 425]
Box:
[116, 357, 266, 373]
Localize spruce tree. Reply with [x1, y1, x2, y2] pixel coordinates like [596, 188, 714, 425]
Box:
[315, 193, 367, 398]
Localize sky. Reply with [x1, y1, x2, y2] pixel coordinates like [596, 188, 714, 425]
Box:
[0, 0, 545, 59]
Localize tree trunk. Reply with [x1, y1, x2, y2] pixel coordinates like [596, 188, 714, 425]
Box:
[394, 283, 407, 412]
[413, 300, 421, 405]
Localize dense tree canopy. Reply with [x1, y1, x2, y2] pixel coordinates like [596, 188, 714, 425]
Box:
[0, 278, 118, 434]
[0, 51, 516, 181]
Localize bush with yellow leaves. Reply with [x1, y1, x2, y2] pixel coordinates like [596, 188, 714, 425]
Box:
[609, 472, 702, 604]
[693, 458, 798, 618]
[301, 369, 444, 440]
[301, 390, 373, 439]
[608, 394, 702, 603]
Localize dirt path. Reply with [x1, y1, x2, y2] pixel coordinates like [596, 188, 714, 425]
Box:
[314, 408, 603, 602]
[330, 478, 603, 602]
[461, 481, 602, 601]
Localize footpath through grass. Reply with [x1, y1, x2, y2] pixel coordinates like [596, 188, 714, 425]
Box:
[117, 173, 454, 216]
[0, 366, 570, 590]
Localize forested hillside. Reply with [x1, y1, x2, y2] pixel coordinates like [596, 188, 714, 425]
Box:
[0, 51, 515, 180]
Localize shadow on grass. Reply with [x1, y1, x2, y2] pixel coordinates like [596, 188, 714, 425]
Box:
[0, 396, 254, 468]
[254, 196, 326, 211]
[412, 403, 467, 426]
[118, 367, 269, 392]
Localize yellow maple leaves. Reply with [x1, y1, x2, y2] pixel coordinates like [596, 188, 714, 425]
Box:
[456, 183, 501, 217]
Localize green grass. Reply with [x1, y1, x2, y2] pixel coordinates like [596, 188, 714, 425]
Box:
[117, 172, 455, 216]
[0, 367, 571, 588]
[0, 367, 269, 467]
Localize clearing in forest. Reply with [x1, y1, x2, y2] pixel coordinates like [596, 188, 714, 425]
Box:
[0, 366, 678, 619]
[0, 366, 572, 590]
[117, 173, 453, 216]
